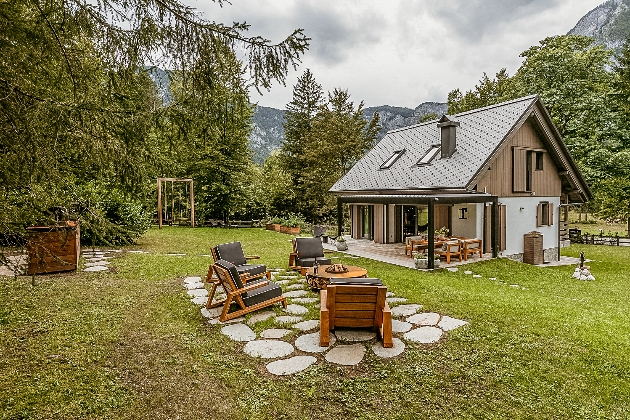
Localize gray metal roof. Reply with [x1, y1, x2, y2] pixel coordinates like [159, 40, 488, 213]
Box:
[330, 95, 538, 193]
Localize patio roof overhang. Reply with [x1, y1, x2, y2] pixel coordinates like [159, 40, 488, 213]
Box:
[335, 193, 499, 270]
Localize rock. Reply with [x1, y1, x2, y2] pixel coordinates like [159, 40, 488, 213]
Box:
[266, 356, 317, 376]
[438, 316, 468, 331]
[83, 266, 109, 272]
[386, 297, 407, 303]
[295, 332, 336, 352]
[84, 261, 110, 267]
[372, 338, 405, 358]
[334, 329, 376, 342]
[464, 270, 473, 275]
[447, 267, 458, 272]
[221, 324, 256, 341]
[325, 344, 366, 366]
[391, 304, 423, 317]
[209, 316, 244, 325]
[191, 296, 208, 306]
[391, 319, 413, 333]
[184, 282, 205, 290]
[291, 298, 319, 304]
[407, 312, 440, 326]
[404, 326, 443, 344]
[292, 320, 319, 331]
[386, 292, 395, 297]
[260, 328, 291, 339]
[275, 316, 303, 325]
[473, 274, 482, 278]
[284, 304, 309, 315]
[187, 288, 208, 298]
[184, 276, 203, 284]
[243, 340, 294, 358]
[246, 311, 276, 324]
[286, 283, 305, 290]
[283, 290, 308, 298]
[201, 307, 223, 318]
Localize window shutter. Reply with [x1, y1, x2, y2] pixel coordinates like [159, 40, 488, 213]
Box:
[548, 203, 554, 226]
[499, 204, 507, 252]
[536, 203, 543, 227]
[513, 148, 528, 192]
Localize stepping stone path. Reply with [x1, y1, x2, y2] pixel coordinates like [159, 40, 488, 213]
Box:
[82, 249, 118, 272]
[182, 272, 469, 376]
[83, 265, 109, 272]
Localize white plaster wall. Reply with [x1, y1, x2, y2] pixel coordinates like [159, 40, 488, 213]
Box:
[451, 203, 478, 238]
[476, 203, 485, 239]
[499, 196, 560, 256]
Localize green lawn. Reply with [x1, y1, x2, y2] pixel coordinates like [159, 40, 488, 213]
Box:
[1, 227, 629, 419]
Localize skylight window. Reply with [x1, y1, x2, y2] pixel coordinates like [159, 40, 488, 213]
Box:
[380, 149, 405, 169]
[417, 145, 441, 165]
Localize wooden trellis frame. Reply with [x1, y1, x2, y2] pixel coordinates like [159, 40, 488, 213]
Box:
[157, 178, 195, 228]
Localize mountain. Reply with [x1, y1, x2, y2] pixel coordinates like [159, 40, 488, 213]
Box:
[250, 106, 286, 164]
[568, 0, 630, 50]
[363, 102, 448, 141]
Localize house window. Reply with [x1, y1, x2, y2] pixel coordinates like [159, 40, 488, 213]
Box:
[458, 208, 468, 219]
[380, 150, 405, 169]
[417, 145, 441, 165]
[535, 152, 544, 171]
[537, 201, 554, 227]
[513, 147, 533, 192]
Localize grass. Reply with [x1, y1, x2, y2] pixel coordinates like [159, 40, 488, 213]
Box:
[567, 211, 629, 236]
[1, 226, 630, 419]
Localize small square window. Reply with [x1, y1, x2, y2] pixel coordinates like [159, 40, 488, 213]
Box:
[417, 145, 441, 165]
[380, 150, 405, 169]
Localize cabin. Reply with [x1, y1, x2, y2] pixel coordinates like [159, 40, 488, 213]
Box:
[330, 95, 591, 266]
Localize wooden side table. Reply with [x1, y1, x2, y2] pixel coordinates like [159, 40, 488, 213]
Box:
[305, 265, 368, 290]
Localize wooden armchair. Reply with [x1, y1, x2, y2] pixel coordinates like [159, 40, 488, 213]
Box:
[289, 237, 333, 274]
[435, 240, 462, 264]
[212, 241, 270, 281]
[320, 280, 393, 348]
[460, 238, 483, 260]
[207, 260, 286, 322]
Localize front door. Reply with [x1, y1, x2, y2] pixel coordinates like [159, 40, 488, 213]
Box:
[402, 206, 417, 238]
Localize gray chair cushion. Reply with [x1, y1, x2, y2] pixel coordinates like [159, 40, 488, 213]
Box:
[295, 257, 331, 267]
[295, 237, 324, 259]
[215, 242, 247, 266]
[214, 259, 245, 289]
[236, 264, 267, 278]
[329, 277, 383, 286]
[242, 282, 283, 307]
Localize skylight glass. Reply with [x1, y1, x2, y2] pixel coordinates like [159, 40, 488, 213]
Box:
[417, 145, 441, 165]
[380, 150, 405, 169]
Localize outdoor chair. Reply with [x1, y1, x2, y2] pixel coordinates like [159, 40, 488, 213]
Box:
[288, 237, 332, 274]
[320, 279, 392, 348]
[207, 259, 286, 322]
[435, 240, 462, 264]
[460, 238, 483, 260]
[212, 241, 270, 281]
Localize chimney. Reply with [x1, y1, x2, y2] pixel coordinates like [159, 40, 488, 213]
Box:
[437, 115, 460, 158]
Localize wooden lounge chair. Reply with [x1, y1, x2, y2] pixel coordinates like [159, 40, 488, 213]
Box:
[206, 260, 286, 322]
[212, 241, 270, 281]
[435, 240, 462, 264]
[320, 279, 393, 348]
[460, 238, 483, 260]
[289, 237, 332, 274]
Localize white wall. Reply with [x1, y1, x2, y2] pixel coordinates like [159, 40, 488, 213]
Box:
[499, 196, 560, 256]
[451, 203, 478, 238]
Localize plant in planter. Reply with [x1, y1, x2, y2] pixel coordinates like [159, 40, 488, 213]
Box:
[280, 213, 303, 235]
[413, 251, 441, 269]
[435, 226, 450, 239]
[335, 236, 348, 251]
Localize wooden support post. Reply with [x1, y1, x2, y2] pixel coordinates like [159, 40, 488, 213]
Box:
[337, 198, 343, 237]
[428, 199, 435, 269]
[189, 180, 195, 228]
[157, 178, 162, 229]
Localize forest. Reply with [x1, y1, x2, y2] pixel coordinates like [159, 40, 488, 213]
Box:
[1, 1, 629, 250]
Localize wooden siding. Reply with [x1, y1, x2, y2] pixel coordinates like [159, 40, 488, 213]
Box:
[374, 204, 385, 244]
[477, 119, 562, 197]
[434, 205, 450, 232]
[351, 205, 359, 239]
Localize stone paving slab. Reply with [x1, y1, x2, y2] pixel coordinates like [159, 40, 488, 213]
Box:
[84, 261, 110, 267]
[201, 307, 223, 318]
[260, 328, 291, 339]
[84, 266, 109, 272]
[372, 338, 405, 358]
[191, 296, 208, 306]
[221, 324, 256, 341]
[184, 276, 203, 284]
[184, 282, 205, 290]
[243, 340, 294, 358]
[247, 311, 276, 325]
[407, 312, 440, 326]
[286, 283, 305, 290]
[334, 329, 376, 342]
[386, 297, 407, 304]
[283, 290, 308, 298]
[325, 344, 365, 366]
[209, 316, 244, 325]
[276, 280, 291, 285]
[292, 320, 319, 331]
[295, 332, 336, 353]
[391, 319, 413, 333]
[266, 356, 317, 376]
[437, 316, 468, 331]
[275, 315, 303, 325]
[291, 297, 319, 304]
[187, 289, 208, 298]
[404, 326, 443, 344]
[284, 304, 308, 315]
[390, 304, 422, 317]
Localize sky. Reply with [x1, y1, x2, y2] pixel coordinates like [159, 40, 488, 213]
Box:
[185, 0, 604, 110]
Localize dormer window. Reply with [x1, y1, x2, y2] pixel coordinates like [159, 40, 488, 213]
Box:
[380, 149, 405, 169]
[417, 145, 441, 165]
